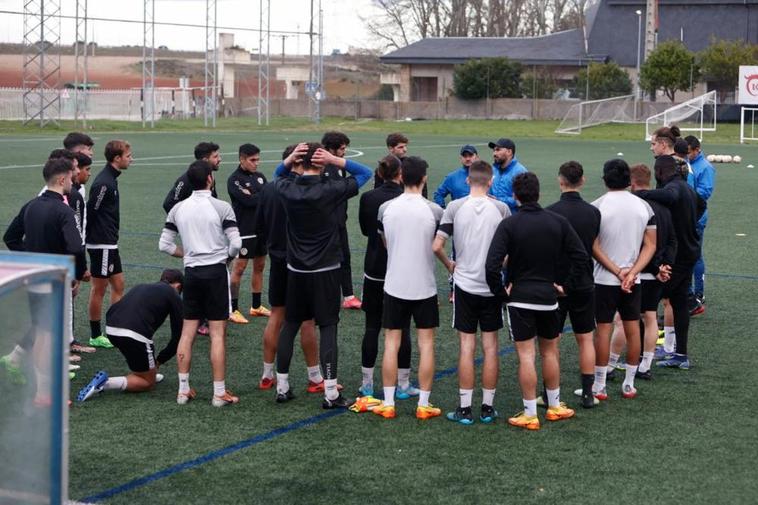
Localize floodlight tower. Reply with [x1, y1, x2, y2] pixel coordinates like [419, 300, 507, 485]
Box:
[22, 0, 62, 126]
[74, 0, 88, 127]
[142, 0, 156, 128]
[257, 0, 271, 126]
[644, 0, 657, 59]
[308, 0, 323, 124]
[204, 0, 218, 128]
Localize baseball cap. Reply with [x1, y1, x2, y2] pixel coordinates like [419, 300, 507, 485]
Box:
[460, 144, 478, 155]
[488, 138, 516, 151]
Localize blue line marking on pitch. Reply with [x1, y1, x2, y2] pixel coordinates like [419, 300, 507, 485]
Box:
[79, 342, 528, 502]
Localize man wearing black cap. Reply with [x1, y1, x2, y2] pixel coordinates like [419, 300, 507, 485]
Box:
[433, 145, 478, 208]
[636, 155, 700, 370]
[487, 138, 527, 213]
[76, 269, 185, 402]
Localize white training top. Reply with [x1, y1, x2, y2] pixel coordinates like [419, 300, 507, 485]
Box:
[437, 195, 510, 296]
[378, 193, 444, 300]
[159, 190, 241, 268]
[592, 190, 656, 286]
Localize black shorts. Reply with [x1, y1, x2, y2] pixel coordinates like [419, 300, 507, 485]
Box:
[361, 277, 384, 318]
[506, 305, 560, 342]
[27, 289, 52, 329]
[268, 256, 288, 307]
[238, 237, 267, 259]
[109, 334, 155, 372]
[284, 268, 341, 326]
[88, 248, 122, 278]
[556, 290, 596, 334]
[453, 286, 503, 333]
[382, 293, 439, 330]
[183, 263, 230, 321]
[594, 283, 642, 323]
[640, 279, 663, 312]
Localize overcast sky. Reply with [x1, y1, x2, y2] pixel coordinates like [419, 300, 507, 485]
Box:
[0, 0, 378, 54]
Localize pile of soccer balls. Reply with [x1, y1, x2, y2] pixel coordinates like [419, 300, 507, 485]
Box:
[707, 154, 742, 164]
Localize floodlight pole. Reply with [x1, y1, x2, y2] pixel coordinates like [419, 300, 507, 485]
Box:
[257, 0, 270, 126]
[74, 0, 88, 127]
[22, 0, 62, 126]
[204, 0, 217, 128]
[142, 0, 155, 128]
[635, 9, 642, 120]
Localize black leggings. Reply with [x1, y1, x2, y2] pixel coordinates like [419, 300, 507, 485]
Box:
[338, 226, 354, 297]
[276, 321, 339, 380]
[664, 262, 695, 355]
[361, 311, 411, 369]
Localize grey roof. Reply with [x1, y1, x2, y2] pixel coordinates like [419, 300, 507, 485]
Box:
[380, 29, 604, 66]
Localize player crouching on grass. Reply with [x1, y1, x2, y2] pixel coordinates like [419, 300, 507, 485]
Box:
[485, 172, 588, 430]
[77, 269, 184, 402]
[372, 157, 445, 420]
[432, 160, 510, 425]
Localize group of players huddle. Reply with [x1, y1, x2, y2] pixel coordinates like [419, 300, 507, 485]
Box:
[2, 126, 714, 429]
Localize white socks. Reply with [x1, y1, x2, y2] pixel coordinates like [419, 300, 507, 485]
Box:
[361, 367, 374, 388]
[639, 352, 654, 373]
[7, 345, 26, 366]
[546, 387, 560, 408]
[307, 365, 323, 384]
[594, 365, 607, 392]
[178, 373, 190, 394]
[213, 380, 226, 397]
[608, 352, 620, 371]
[482, 388, 496, 407]
[104, 376, 127, 391]
[523, 398, 537, 417]
[383, 387, 396, 407]
[418, 390, 431, 408]
[276, 373, 290, 394]
[397, 368, 411, 389]
[324, 378, 339, 400]
[623, 364, 637, 388]
[459, 388, 473, 409]
[262, 362, 274, 379]
[664, 326, 676, 353]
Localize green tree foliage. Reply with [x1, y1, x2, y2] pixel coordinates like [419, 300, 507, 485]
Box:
[573, 62, 632, 100]
[640, 41, 699, 102]
[698, 39, 758, 101]
[453, 58, 523, 99]
[520, 71, 559, 99]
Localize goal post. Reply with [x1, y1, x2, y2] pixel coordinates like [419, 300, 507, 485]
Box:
[645, 91, 717, 140]
[740, 106, 758, 143]
[555, 94, 637, 135]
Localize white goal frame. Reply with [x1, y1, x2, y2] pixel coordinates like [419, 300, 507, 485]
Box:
[740, 106, 758, 143]
[645, 91, 717, 140]
[555, 94, 637, 135]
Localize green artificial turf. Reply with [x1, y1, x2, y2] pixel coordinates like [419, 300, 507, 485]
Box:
[0, 119, 756, 504]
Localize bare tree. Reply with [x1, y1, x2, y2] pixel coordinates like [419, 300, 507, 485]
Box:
[363, 0, 593, 50]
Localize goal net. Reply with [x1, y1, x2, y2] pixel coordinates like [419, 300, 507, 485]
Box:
[555, 95, 637, 135]
[645, 91, 717, 140]
[740, 106, 758, 143]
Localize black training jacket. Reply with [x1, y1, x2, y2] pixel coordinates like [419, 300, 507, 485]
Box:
[254, 176, 291, 260]
[69, 182, 86, 241]
[276, 174, 359, 271]
[163, 171, 218, 214]
[358, 180, 403, 279]
[637, 177, 699, 265]
[85, 164, 121, 245]
[485, 203, 588, 305]
[634, 193, 678, 276]
[4, 191, 86, 280]
[227, 166, 267, 237]
[105, 281, 182, 365]
[545, 191, 600, 293]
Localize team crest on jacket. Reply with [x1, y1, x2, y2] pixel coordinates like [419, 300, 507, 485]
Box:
[258, 177, 264, 184]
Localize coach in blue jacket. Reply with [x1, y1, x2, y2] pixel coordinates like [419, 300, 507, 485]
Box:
[433, 144, 478, 208]
[488, 138, 527, 212]
[685, 136, 715, 305]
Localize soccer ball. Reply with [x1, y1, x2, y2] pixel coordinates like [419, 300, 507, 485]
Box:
[723, 155, 733, 163]
[733, 155, 742, 164]
[706, 154, 716, 162]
